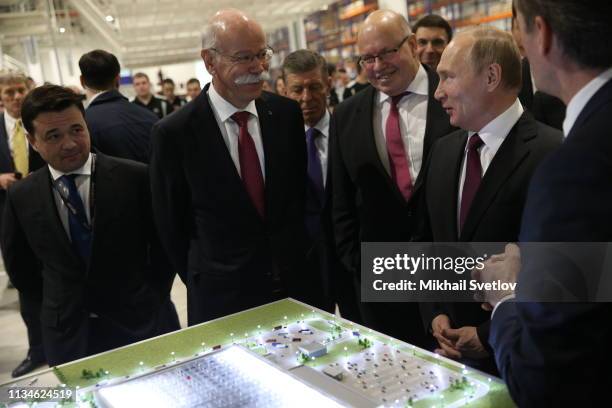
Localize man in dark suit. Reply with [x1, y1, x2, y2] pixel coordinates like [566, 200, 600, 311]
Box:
[150, 10, 312, 325]
[511, 5, 565, 130]
[331, 10, 455, 347]
[282, 49, 361, 320]
[475, 1, 612, 405]
[0, 72, 47, 377]
[422, 27, 561, 373]
[2, 85, 179, 366]
[79, 50, 158, 163]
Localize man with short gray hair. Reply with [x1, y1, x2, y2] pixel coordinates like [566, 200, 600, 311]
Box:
[151, 9, 315, 325]
[422, 27, 561, 373]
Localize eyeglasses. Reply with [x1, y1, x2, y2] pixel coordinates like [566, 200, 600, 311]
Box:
[359, 35, 411, 67]
[210, 47, 274, 65]
[416, 38, 447, 48]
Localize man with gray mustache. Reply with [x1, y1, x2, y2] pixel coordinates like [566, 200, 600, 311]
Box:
[331, 10, 455, 347]
[150, 9, 316, 325]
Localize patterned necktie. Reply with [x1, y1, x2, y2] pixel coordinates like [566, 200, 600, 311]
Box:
[385, 92, 413, 201]
[231, 111, 265, 218]
[58, 174, 91, 263]
[459, 134, 484, 230]
[306, 127, 324, 202]
[12, 119, 28, 176]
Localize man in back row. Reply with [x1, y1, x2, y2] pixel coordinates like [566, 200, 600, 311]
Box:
[132, 72, 172, 119]
[79, 49, 158, 163]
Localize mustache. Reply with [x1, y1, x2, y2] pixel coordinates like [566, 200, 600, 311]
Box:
[234, 71, 270, 85]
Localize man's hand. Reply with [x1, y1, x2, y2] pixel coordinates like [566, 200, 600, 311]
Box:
[443, 326, 489, 359]
[472, 243, 521, 307]
[432, 314, 462, 359]
[0, 173, 18, 190]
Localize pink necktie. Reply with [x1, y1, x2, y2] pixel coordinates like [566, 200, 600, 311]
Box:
[459, 134, 484, 230]
[231, 111, 265, 218]
[385, 92, 413, 201]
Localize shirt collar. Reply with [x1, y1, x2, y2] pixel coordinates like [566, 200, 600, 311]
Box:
[563, 67, 612, 137]
[4, 111, 18, 132]
[378, 64, 429, 105]
[306, 110, 330, 139]
[207, 82, 259, 122]
[468, 99, 524, 151]
[85, 90, 106, 108]
[49, 153, 93, 181]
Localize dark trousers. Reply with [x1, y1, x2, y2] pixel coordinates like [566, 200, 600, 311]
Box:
[19, 292, 45, 360]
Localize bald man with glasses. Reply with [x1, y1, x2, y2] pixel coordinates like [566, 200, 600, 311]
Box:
[150, 9, 318, 325]
[331, 10, 455, 347]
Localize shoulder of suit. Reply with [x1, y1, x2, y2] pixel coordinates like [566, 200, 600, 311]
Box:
[99, 152, 146, 169]
[259, 91, 301, 114]
[6, 166, 47, 199]
[334, 86, 375, 117]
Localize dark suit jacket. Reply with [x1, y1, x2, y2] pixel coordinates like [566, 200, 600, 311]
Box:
[150, 85, 313, 325]
[1, 154, 179, 365]
[422, 112, 562, 362]
[331, 66, 455, 346]
[519, 59, 566, 130]
[491, 78, 612, 407]
[304, 121, 361, 319]
[86, 89, 158, 163]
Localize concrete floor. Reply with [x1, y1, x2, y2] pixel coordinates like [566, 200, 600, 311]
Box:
[0, 275, 188, 385]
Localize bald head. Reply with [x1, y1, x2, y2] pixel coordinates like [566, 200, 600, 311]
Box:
[201, 9, 264, 51]
[358, 10, 411, 43]
[200, 9, 269, 109]
[356, 10, 419, 97]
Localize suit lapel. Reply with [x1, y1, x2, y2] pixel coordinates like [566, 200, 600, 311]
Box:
[413, 67, 448, 193]
[357, 87, 409, 204]
[435, 131, 467, 240]
[255, 97, 277, 221]
[36, 168, 81, 265]
[90, 155, 120, 264]
[460, 113, 534, 239]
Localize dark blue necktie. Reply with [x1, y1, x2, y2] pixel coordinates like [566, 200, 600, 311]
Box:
[306, 127, 324, 202]
[59, 174, 91, 263]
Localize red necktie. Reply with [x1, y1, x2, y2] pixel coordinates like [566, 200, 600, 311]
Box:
[385, 92, 413, 201]
[231, 111, 265, 218]
[459, 134, 484, 230]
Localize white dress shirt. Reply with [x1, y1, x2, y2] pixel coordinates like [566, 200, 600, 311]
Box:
[373, 64, 429, 182]
[305, 110, 330, 187]
[48, 153, 93, 240]
[457, 99, 524, 228]
[4, 111, 29, 162]
[207, 84, 265, 179]
[562, 67, 612, 137]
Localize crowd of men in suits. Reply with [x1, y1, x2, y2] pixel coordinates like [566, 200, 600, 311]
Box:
[1, 0, 610, 405]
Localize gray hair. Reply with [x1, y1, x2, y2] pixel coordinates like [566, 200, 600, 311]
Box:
[201, 21, 218, 49]
[463, 26, 522, 91]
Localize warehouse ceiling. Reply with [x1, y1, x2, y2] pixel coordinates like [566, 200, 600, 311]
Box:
[0, 0, 334, 69]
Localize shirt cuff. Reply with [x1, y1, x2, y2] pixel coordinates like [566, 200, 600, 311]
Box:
[491, 293, 516, 319]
